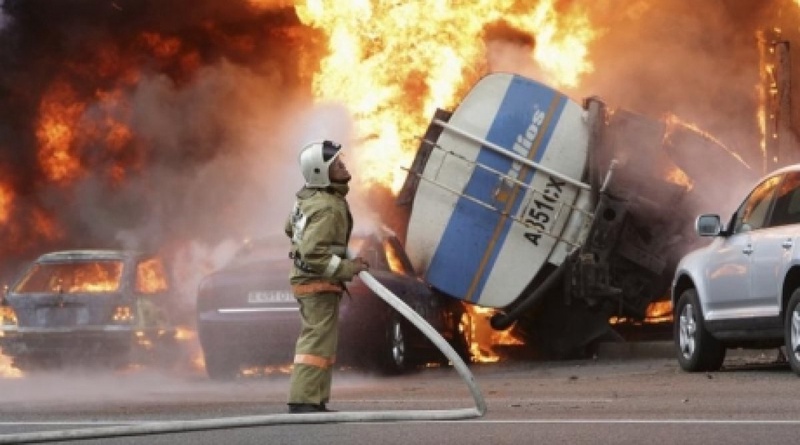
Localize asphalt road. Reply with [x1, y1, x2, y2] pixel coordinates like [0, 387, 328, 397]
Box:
[0, 342, 799, 445]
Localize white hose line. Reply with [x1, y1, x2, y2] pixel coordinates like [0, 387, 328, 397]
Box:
[357, 271, 487, 416]
[0, 271, 486, 444]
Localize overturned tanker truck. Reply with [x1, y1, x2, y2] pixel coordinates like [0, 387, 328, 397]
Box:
[397, 72, 752, 359]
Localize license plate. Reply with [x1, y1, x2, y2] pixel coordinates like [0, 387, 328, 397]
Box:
[36, 306, 80, 327]
[247, 290, 294, 304]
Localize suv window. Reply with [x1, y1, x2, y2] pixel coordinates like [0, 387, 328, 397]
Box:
[14, 261, 124, 294]
[732, 174, 781, 233]
[767, 172, 800, 228]
[136, 258, 169, 294]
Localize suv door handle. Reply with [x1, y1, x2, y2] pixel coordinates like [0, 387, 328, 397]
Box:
[743, 244, 754, 255]
[783, 239, 794, 249]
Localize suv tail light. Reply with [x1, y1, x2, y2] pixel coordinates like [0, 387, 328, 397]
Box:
[0, 306, 17, 327]
[111, 305, 135, 323]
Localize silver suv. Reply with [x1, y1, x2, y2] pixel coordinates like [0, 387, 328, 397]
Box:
[672, 164, 800, 375]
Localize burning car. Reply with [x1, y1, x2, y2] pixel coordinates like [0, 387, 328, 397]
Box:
[195, 229, 468, 380]
[0, 250, 180, 371]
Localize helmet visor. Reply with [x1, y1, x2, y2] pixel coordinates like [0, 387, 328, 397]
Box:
[321, 140, 341, 162]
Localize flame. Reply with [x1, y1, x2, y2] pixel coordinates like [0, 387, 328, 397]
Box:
[0, 181, 12, 224]
[644, 300, 673, 324]
[665, 166, 693, 190]
[665, 113, 751, 168]
[12, 261, 123, 293]
[31, 208, 62, 242]
[609, 299, 673, 325]
[383, 239, 407, 274]
[174, 325, 196, 341]
[462, 304, 524, 363]
[136, 258, 169, 294]
[295, 0, 596, 193]
[758, 29, 778, 168]
[36, 81, 87, 185]
[68, 262, 123, 293]
[0, 352, 22, 379]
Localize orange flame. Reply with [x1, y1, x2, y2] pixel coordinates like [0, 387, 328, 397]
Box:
[0, 181, 12, 224]
[36, 81, 86, 185]
[0, 352, 22, 379]
[68, 262, 123, 293]
[757, 29, 777, 168]
[31, 208, 62, 242]
[463, 304, 524, 363]
[136, 258, 169, 294]
[644, 300, 673, 324]
[295, 0, 596, 193]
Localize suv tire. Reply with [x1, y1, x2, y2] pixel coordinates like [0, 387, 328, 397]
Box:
[784, 289, 800, 376]
[674, 288, 725, 372]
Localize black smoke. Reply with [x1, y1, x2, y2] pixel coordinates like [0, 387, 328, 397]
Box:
[0, 0, 325, 291]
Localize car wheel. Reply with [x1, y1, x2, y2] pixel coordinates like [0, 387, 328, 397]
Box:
[203, 349, 240, 381]
[783, 289, 800, 376]
[378, 312, 408, 374]
[674, 288, 725, 372]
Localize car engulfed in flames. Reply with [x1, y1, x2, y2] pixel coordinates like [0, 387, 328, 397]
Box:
[0, 250, 181, 371]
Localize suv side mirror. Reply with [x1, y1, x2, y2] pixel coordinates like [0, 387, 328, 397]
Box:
[696, 214, 722, 237]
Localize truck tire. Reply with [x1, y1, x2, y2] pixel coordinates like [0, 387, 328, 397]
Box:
[674, 288, 725, 372]
[783, 288, 800, 376]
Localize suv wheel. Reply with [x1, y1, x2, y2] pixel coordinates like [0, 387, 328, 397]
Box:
[784, 289, 800, 376]
[674, 288, 725, 372]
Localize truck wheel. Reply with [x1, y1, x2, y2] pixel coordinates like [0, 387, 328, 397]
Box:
[203, 349, 240, 381]
[674, 288, 725, 372]
[379, 312, 408, 374]
[783, 289, 800, 376]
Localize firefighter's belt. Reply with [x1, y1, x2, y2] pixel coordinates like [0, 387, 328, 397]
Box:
[292, 282, 344, 296]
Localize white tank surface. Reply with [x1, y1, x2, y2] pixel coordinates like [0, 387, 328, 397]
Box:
[404, 73, 592, 308]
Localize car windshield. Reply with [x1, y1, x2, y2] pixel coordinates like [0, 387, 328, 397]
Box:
[13, 261, 124, 294]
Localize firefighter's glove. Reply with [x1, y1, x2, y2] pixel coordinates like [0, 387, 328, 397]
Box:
[352, 257, 370, 274]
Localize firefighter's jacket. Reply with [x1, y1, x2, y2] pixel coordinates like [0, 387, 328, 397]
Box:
[285, 183, 361, 285]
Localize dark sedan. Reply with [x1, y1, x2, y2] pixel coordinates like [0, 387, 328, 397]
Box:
[196, 231, 469, 380]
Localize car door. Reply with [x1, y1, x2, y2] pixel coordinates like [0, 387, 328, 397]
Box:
[749, 171, 800, 317]
[704, 174, 780, 319]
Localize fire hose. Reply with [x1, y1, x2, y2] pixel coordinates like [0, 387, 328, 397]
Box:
[0, 271, 487, 444]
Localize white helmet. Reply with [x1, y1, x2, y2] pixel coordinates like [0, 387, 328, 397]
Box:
[298, 140, 343, 187]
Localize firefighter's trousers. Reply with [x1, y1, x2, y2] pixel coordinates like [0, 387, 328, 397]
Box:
[288, 291, 341, 405]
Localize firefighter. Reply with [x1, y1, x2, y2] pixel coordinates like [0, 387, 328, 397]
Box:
[285, 139, 370, 414]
